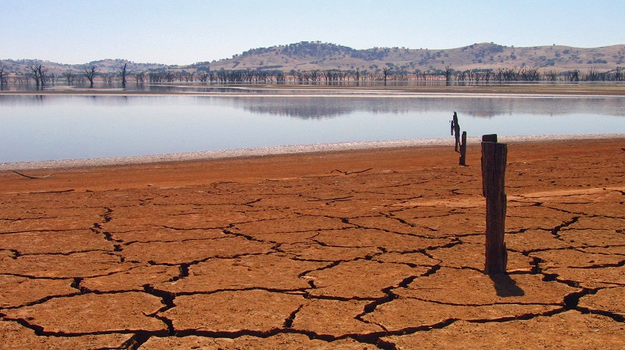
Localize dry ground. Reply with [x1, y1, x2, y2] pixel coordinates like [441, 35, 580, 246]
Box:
[1, 138, 624, 349]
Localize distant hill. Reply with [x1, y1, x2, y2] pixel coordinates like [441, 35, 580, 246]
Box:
[202, 41, 625, 73]
[2, 42, 624, 77]
[0, 58, 169, 76]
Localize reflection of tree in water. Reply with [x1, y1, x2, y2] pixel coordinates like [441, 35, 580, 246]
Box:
[0, 95, 134, 107]
[1, 95, 623, 119]
[234, 97, 418, 119]
[224, 96, 625, 119]
[462, 97, 625, 118]
[241, 98, 356, 119]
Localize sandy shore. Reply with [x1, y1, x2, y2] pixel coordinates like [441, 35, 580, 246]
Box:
[1, 137, 624, 349]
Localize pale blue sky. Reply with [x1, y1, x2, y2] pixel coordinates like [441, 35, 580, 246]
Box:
[2, 0, 624, 65]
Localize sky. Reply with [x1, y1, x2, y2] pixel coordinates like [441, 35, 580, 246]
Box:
[2, 0, 624, 65]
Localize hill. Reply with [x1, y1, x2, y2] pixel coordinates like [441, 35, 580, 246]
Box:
[1, 42, 624, 78]
[0, 59, 168, 76]
[202, 41, 625, 73]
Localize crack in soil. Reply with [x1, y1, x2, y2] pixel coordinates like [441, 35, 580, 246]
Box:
[550, 216, 580, 239]
[283, 305, 303, 328]
[142, 285, 176, 336]
[2, 140, 624, 349]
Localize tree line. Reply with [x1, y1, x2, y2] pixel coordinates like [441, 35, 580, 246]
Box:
[1, 64, 624, 89]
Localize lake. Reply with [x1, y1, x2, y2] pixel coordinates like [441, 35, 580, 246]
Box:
[1, 92, 624, 163]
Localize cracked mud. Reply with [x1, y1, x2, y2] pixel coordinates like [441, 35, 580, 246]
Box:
[1, 139, 624, 349]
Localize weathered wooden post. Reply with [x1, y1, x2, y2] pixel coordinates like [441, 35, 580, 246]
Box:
[459, 131, 467, 165]
[451, 112, 460, 152]
[481, 134, 508, 274]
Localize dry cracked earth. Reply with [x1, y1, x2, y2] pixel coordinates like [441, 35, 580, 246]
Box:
[1, 139, 624, 349]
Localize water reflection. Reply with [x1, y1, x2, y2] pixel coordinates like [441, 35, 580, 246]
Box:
[2, 94, 624, 120]
[0, 95, 133, 106]
[223, 96, 625, 119]
[2, 94, 624, 119]
[0, 82, 282, 94]
[0, 94, 623, 163]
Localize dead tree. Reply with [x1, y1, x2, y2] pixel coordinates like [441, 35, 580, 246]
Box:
[382, 67, 390, 86]
[444, 66, 453, 85]
[483, 70, 492, 82]
[29, 66, 39, 87]
[119, 63, 128, 88]
[614, 67, 623, 81]
[62, 70, 76, 85]
[29, 65, 46, 88]
[134, 71, 145, 84]
[198, 72, 209, 84]
[84, 66, 97, 88]
[0, 66, 6, 88]
[586, 67, 599, 81]
[545, 70, 559, 82]
[354, 68, 361, 85]
[37, 65, 46, 87]
[520, 67, 540, 81]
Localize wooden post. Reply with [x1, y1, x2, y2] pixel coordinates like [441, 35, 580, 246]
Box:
[459, 131, 467, 165]
[482, 134, 498, 142]
[482, 134, 508, 274]
[481, 134, 498, 196]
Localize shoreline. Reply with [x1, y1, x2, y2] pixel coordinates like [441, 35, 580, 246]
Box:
[2, 84, 624, 171]
[4, 91, 625, 100]
[2, 82, 625, 97]
[2, 133, 624, 171]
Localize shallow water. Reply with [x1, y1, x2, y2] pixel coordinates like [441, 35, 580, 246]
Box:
[1, 94, 624, 163]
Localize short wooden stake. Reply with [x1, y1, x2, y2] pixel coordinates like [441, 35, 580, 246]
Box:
[459, 131, 467, 165]
[482, 135, 508, 274]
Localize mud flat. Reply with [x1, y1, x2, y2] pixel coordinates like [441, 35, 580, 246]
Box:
[1, 137, 624, 349]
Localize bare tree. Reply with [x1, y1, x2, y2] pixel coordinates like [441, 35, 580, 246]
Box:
[29, 64, 46, 88]
[458, 70, 468, 82]
[443, 65, 453, 85]
[586, 67, 599, 81]
[197, 72, 209, 84]
[354, 68, 361, 86]
[0, 66, 6, 88]
[545, 70, 559, 82]
[519, 67, 540, 81]
[473, 70, 480, 84]
[382, 67, 390, 86]
[62, 70, 76, 85]
[275, 71, 285, 84]
[38, 65, 46, 87]
[134, 71, 145, 84]
[483, 70, 492, 82]
[149, 72, 163, 83]
[29, 65, 40, 87]
[615, 67, 623, 81]
[119, 63, 128, 88]
[84, 66, 97, 88]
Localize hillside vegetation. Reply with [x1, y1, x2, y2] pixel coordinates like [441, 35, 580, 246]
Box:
[205, 41, 625, 73]
[1, 42, 624, 85]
